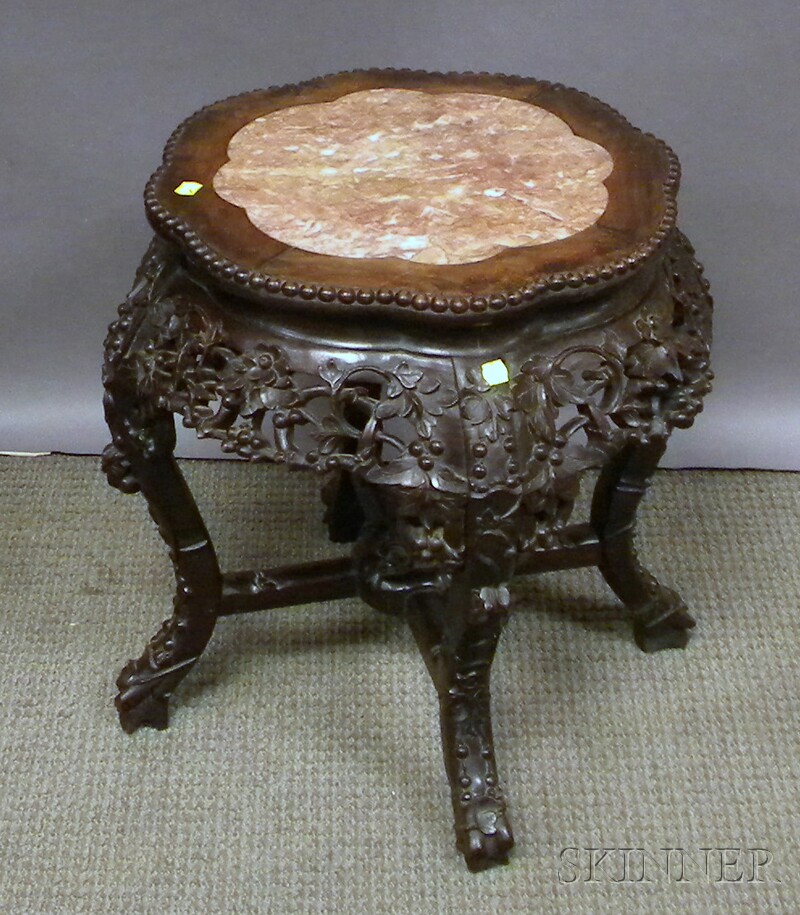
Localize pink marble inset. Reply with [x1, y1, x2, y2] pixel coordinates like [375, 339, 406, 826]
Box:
[213, 88, 614, 265]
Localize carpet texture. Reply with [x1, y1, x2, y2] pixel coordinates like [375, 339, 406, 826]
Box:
[0, 455, 798, 914]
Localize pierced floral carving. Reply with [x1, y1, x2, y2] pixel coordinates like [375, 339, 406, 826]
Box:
[104, 231, 711, 552]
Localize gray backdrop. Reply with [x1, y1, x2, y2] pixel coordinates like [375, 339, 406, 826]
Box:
[2, 0, 797, 468]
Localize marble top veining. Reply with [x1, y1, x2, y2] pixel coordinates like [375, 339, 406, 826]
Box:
[212, 88, 614, 266]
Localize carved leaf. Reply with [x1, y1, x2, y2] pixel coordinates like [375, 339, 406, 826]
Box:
[375, 399, 401, 420]
[459, 394, 492, 425]
[437, 386, 460, 409]
[495, 395, 514, 422]
[417, 376, 441, 396]
[628, 342, 682, 381]
[562, 440, 612, 469]
[529, 388, 557, 441]
[256, 386, 290, 411]
[364, 459, 428, 487]
[319, 435, 343, 455]
[526, 464, 552, 492]
[395, 362, 424, 389]
[416, 418, 433, 440]
[319, 359, 342, 387]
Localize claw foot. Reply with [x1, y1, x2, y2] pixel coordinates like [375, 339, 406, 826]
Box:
[449, 733, 514, 871]
[115, 655, 197, 733]
[457, 797, 514, 871]
[634, 608, 696, 653]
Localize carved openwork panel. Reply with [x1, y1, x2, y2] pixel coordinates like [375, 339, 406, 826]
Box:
[104, 231, 711, 560]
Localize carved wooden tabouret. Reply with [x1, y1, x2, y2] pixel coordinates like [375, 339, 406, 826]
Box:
[102, 70, 713, 871]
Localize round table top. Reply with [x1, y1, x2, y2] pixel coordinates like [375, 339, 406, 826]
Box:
[146, 70, 679, 321]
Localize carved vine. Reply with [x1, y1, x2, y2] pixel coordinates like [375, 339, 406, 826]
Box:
[103, 232, 712, 555]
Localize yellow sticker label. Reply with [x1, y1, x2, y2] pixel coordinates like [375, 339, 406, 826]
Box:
[480, 359, 510, 387]
[174, 180, 203, 196]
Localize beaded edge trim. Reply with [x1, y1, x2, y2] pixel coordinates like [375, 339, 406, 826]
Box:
[143, 68, 680, 317]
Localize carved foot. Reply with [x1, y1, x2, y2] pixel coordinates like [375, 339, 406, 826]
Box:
[591, 441, 698, 654]
[460, 803, 514, 871]
[116, 664, 173, 733]
[447, 724, 514, 871]
[634, 606, 696, 653]
[408, 583, 513, 871]
[115, 615, 209, 733]
[626, 578, 695, 653]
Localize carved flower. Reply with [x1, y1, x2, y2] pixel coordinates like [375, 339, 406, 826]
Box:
[138, 341, 178, 391]
[221, 344, 293, 415]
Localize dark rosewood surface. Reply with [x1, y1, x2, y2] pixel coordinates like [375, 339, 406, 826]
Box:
[103, 71, 713, 872]
[146, 69, 678, 321]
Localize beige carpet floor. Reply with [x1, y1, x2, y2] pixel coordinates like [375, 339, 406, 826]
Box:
[0, 455, 798, 914]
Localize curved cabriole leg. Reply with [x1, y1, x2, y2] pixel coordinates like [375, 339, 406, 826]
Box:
[351, 482, 513, 868]
[408, 580, 513, 871]
[591, 439, 695, 652]
[103, 379, 221, 733]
